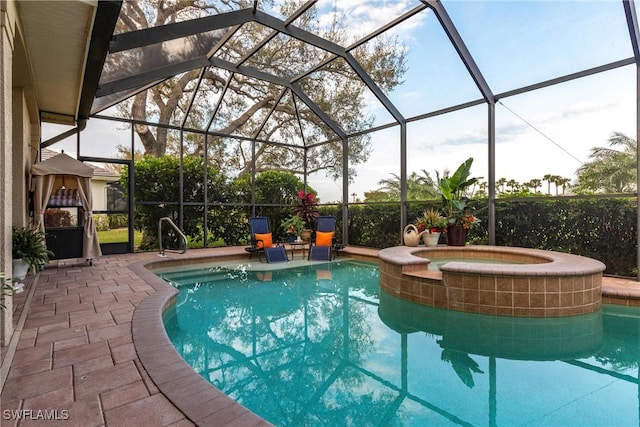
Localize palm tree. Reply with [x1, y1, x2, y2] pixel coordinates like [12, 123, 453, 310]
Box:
[543, 174, 553, 195]
[575, 132, 637, 193]
[476, 181, 488, 197]
[377, 170, 438, 201]
[549, 175, 562, 195]
[376, 173, 402, 199]
[412, 169, 438, 199]
[496, 177, 507, 194]
[556, 177, 571, 194]
[526, 179, 542, 193]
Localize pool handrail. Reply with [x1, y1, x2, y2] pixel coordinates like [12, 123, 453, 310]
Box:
[158, 217, 188, 256]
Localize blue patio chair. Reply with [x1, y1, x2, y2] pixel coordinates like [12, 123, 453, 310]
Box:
[309, 245, 331, 261]
[265, 246, 289, 263]
[245, 216, 287, 263]
[245, 217, 271, 259]
[309, 215, 344, 260]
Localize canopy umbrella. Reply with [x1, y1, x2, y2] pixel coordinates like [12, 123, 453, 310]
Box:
[31, 152, 101, 261]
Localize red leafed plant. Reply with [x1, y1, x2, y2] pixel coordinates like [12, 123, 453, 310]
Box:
[292, 190, 319, 228]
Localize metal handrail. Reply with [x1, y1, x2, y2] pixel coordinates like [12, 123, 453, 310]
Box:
[158, 217, 187, 256]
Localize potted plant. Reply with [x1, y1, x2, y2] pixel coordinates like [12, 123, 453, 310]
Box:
[1, 272, 11, 311]
[280, 214, 306, 242]
[437, 158, 481, 246]
[1, 271, 25, 311]
[415, 208, 447, 246]
[291, 190, 319, 242]
[12, 226, 54, 279]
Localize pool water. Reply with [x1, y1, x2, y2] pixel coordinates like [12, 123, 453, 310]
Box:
[160, 260, 640, 426]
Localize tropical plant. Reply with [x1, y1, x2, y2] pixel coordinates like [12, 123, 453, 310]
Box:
[12, 226, 54, 270]
[496, 177, 507, 193]
[0, 272, 24, 311]
[437, 158, 482, 229]
[292, 190, 319, 228]
[1, 272, 11, 311]
[415, 208, 447, 233]
[280, 215, 306, 237]
[525, 179, 542, 193]
[575, 132, 637, 193]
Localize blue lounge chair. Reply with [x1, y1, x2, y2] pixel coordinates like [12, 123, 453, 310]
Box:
[245, 216, 287, 263]
[309, 215, 342, 260]
[245, 217, 271, 260]
[309, 245, 331, 261]
[265, 246, 289, 263]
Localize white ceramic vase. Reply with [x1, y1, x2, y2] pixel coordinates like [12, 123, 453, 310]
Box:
[423, 231, 441, 247]
[12, 258, 29, 280]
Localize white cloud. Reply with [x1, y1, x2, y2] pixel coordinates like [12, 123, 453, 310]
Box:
[315, 0, 428, 43]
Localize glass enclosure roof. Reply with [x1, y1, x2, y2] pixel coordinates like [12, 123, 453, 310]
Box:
[444, 1, 634, 94]
[93, 0, 638, 151]
[95, 0, 429, 143]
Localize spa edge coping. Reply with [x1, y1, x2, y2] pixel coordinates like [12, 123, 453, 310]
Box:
[378, 245, 607, 276]
[129, 257, 272, 426]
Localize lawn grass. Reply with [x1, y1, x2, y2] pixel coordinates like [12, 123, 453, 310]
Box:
[98, 227, 224, 251]
[98, 228, 142, 246]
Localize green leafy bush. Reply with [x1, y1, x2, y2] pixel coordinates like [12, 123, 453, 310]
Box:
[12, 226, 54, 270]
[94, 214, 110, 231]
[121, 155, 231, 250]
[119, 154, 637, 276]
[350, 197, 636, 277]
[108, 214, 128, 229]
[494, 197, 636, 276]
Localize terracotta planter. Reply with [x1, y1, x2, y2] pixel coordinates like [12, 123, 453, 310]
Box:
[300, 229, 313, 242]
[446, 225, 467, 246]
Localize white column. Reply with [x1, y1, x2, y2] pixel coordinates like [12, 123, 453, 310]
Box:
[1, 0, 15, 346]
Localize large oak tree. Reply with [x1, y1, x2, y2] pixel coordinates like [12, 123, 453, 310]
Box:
[110, 0, 407, 181]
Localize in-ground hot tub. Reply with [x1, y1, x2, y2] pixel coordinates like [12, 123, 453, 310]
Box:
[378, 245, 606, 317]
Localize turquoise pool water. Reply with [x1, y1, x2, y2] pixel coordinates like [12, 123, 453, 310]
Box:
[160, 260, 640, 426]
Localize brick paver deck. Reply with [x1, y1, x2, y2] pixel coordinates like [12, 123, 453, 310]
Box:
[0, 247, 638, 426]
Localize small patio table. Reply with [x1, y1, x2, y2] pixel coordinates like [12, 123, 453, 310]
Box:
[288, 241, 307, 260]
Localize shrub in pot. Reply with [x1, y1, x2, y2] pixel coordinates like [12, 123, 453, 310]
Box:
[12, 226, 54, 279]
[437, 158, 481, 245]
[280, 215, 306, 242]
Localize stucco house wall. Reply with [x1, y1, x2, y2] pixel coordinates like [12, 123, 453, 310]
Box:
[1, 1, 42, 346]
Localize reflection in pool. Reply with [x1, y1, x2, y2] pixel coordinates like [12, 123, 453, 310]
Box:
[160, 260, 640, 426]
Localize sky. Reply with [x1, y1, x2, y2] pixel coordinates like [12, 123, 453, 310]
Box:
[43, 0, 638, 204]
[309, 0, 638, 202]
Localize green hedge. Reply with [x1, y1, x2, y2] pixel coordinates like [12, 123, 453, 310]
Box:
[132, 194, 638, 277]
[494, 198, 637, 277]
[341, 198, 637, 277]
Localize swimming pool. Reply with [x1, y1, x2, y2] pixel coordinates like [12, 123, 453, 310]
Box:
[160, 260, 640, 426]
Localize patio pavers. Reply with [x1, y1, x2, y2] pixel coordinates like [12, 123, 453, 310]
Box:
[1, 251, 200, 427]
[1, 247, 638, 426]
